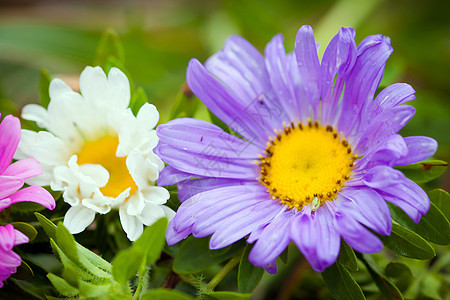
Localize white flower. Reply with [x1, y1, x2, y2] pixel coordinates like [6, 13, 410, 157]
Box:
[15, 66, 174, 241]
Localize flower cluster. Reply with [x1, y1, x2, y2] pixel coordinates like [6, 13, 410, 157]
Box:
[0, 114, 55, 287]
[155, 26, 438, 272]
[16, 67, 174, 241]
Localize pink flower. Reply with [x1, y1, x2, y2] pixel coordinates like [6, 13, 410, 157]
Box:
[0, 224, 29, 288]
[0, 114, 55, 211]
[0, 114, 56, 287]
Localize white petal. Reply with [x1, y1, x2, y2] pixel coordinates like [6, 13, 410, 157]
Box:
[119, 207, 143, 241]
[79, 164, 109, 187]
[63, 205, 96, 234]
[137, 203, 165, 226]
[21, 104, 49, 129]
[136, 103, 159, 130]
[125, 192, 145, 216]
[161, 205, 176, 221]
[107, 68, 131, 109]
[141, 186, 170, 205]
[82, 195, 111, 214]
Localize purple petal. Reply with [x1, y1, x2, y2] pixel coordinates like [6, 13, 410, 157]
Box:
[379, 192, 421, 223]
[178, 177, 255, 203]
[157, 165, 196, 187]
[0, 224, 15, 251]
[340, 187, 392, 235]
[395, 136, 438, 165]
[0, 176, 24, 199]
[9, 186, 55, 210]
[157, 118, 261, 159]
[338, 34, 393, 136]
[295, 25, 321, 114]
[355, 105, 415, 155]
[3, 158, 43, 180]
[0, 115, 21, 174]
[360, 134, 408, 167]
[262, 260, 278, 274]
[172, 184, 263, 232]
[192, 193, 269, 238]
[186, 59, 268, 146]
[335, 211, 383, 253]
[155, 143, 259, 180]
[320, 27, 357, 124]
[249, 211, 293, 266]
[291, 207, 340, 272]
[166, 219, 192, 246]
[371, 83, 416, 114]
[209, 199, 284, 249]
[265, 34, 303, 121]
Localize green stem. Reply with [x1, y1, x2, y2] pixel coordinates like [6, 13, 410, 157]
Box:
[208, 254, 242, 290]
[133, 261, 148, 299]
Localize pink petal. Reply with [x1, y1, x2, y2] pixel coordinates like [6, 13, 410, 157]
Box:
[0, 175, 24, 199]
[3, 158, 43, 180]
[13, 229, 29, 245]
[0, 198, 12, 211]
[0, 115, 21, 174]
[0, 224, 15, 251]
[9, 186, 55, 210]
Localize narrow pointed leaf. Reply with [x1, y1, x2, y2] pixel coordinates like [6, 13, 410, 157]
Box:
[337, 240, 358, 272]
[429, 189, 449, 219]
[56, 222, 80, 265]
[12, 222, 37, 241]
[238, 245, 264, 293]
[322, 262, 366, 300]
[47, 273, 79, 297]
[379, 222, 435, 259]
[35, 212, 57, 240]
[130, 87, 148, 116]
[39, 69, 52, 109]
[141, 289, 194, 300]
[112, 248, 142, 284]
[170, 83, 200, 119]
[132, 217, 168, 266]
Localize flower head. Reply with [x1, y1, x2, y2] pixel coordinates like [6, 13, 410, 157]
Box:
[0, 224, 29, 288]
[156, 26, 438, 272]
[0, 114, 55, 211]
[15, 67, 174, 241]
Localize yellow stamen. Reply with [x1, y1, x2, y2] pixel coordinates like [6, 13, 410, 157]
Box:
[77, 136, 137, 198]
[259, 122, 356, 210]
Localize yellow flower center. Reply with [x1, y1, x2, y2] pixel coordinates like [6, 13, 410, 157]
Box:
[77, 136, 138, 198]
[258, 120, 356, 211]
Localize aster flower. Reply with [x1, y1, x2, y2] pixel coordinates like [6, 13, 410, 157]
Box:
[155, 25, 438, 272]
[0, 224, 29, 288]
[0, 114, 54, 211]
[15, 67, 174, 241]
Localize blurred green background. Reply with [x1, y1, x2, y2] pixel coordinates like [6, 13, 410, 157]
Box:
[0, 0, 448, 187]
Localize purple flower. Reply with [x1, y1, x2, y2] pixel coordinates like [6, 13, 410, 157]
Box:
[0, 115, 55, 212]
[155, 26, 438, 273]
[0, 224, 29, 288]
[0, 114, 55, 287]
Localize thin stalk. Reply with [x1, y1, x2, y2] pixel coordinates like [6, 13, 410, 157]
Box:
[208, 254, 242, 290]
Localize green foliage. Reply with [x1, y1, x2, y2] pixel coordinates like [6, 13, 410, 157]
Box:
[337, 240, 358, 272]
[322, 262, 366, 300]
[169, 83, 200, 120]
[202, 291, 251, 300]
[141, 289, 194, 300]
[429, 189, 450, 218]
[384, 262, 413, 292]
[395, 160, 448, 183]
[237, 245, 264, 293]
[95, 28, 125, 68]
[39, 69, 52, 109]
[379, 222, 436, 260]
[173, 236, 245, 274]
[11, 222, 38, 241]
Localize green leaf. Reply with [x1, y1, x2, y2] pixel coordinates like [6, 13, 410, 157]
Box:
[133, 217, 168, 266]
[77, 244, 112, 272]
[395, 160, 447, 183]
[55, 222, 80, 265]
[11, 222, 37, 241]
[238, 245, 264, 293]
[389, 202, 450, 245]
[203, 291, 251, 300]
[10, 260, 34, 281]
[322, 262, 366, 300]
[130, 87, 148, 116]
[173, 236, 245, 274]
[379, 222, 435, 260]
[209, 245, 232, 257]
[429, 189, 450, 219]
[47, 273, 79, 297]
[384, 262, 413, 292]
[421, 273, 442, 299]
[39, 69, 52, 109]
[360, 254, 403, 300]
[111, 248, 142, 284]
[169, 83, 200, 119]
[140, 288, 194, 300]
[35, 212, 57, 240]
[337, 240, 358, 272]
[279, 247, 289, 266]
[78, 280, 111, 298]
[95, 28, 125, 67]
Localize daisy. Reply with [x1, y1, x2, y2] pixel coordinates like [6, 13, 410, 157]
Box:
[15, 67, 174, 241]
[155, 26, 438, 272]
